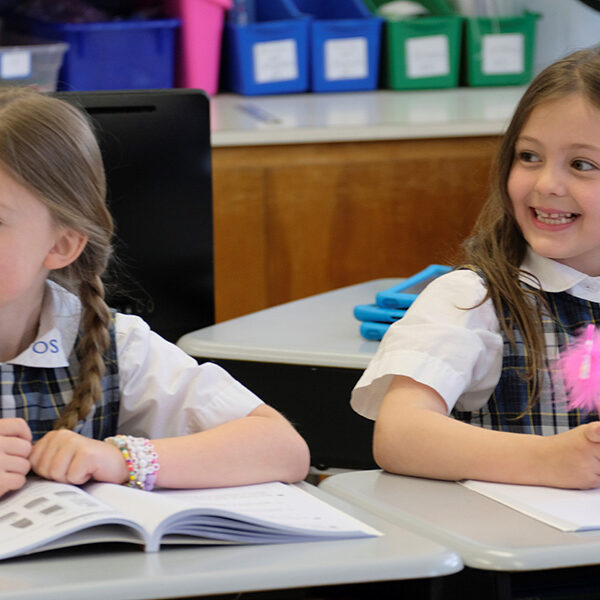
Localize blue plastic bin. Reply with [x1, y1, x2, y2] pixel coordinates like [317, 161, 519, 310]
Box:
[7, 17, 180, 91]
[222, 0, 310, 95]
[292, 0, 382, 92]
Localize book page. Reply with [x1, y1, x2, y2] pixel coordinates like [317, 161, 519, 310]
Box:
[0, 478, 146, 559]
[461, 480, 600, 532]
[87, 481, 381, 547]
[154, 482, 382, 543]
[84, 482, 196, 550]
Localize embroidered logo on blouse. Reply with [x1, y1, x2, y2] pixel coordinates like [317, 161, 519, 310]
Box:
[32, 339, 59, 354]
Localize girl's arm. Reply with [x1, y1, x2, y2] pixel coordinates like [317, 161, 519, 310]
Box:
[29, 404, 310, 488]
[374, 375, 600, 490]
[151, 403, 309, 488]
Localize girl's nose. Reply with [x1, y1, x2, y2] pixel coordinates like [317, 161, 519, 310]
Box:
[534, 164, 568, 197]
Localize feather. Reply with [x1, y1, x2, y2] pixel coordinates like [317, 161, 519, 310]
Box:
[557, 324, 600, 412]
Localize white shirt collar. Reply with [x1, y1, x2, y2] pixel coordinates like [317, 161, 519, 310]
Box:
[519, 247, 600, 302]
[7, 281, 81, 368]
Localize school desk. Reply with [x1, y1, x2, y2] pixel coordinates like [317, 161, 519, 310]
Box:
[0, 481, 461, 600]
[177, 278, 401, 471]
[320, 470, 600, 599]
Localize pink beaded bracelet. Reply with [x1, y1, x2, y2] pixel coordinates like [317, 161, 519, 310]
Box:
[105, 435, 160, 491]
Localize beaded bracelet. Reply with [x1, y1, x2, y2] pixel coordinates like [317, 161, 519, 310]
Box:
[105, 434, 160, 491]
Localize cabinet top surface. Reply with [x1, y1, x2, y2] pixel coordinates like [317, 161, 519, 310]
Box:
[210, 87, 526, 147]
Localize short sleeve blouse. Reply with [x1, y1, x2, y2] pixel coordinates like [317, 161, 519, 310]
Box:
[114, 314, 263, 438]
[351, 251, 600, 421]
[350, 269, 502, 420]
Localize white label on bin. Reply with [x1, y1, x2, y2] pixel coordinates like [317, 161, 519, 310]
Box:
[253, 39, 298, 83]
[405, 35, 449, 79]
[482, 33, 524, 74]
[324, 37, 368, 81]
[1, 51, 32, 79]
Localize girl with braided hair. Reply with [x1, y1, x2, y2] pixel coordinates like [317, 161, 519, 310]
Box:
[0, 88, 309, 497]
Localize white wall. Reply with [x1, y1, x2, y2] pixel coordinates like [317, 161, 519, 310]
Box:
[522, 0, 600, 73]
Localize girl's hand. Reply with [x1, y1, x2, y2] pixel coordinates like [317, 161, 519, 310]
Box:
[544, 422, 600, 489]
[0, 418, 32, 497]
[30, 430, 128, 486]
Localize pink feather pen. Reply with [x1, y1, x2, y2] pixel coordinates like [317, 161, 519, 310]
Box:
[558, 323, 600, 412]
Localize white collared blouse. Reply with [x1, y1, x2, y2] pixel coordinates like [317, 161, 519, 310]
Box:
[5, 280, 263, 439]
[351, 249, 600, 421]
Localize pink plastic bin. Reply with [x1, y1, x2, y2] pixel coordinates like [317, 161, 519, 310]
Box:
[165, 0, 233, 95]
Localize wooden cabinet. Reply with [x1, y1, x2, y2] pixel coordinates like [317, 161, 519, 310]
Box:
[212, 135, 501, 322]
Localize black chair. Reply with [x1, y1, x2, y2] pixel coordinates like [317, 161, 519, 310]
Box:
[56, 89, 215, 343]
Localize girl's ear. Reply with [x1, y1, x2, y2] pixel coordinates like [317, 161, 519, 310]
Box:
[44, 227, 88, 271]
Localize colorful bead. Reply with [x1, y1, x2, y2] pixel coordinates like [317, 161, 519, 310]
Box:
[105, 434, 160, 491]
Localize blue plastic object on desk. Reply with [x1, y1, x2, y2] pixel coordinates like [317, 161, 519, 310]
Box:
[354, 264, 452, 341]
[376, 264, 452, 309]
[359, 321, 390, 341]
[354, 303, 406, 323]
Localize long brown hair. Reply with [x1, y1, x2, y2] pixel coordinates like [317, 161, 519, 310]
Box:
[0, 87, 113, 429]
[462, 46, 600, 406]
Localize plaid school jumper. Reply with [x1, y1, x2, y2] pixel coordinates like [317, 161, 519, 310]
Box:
[452, 286, 600, 434]
[0, 316, 120, 442]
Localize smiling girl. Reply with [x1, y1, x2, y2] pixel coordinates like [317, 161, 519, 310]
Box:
[352, 46, 600, 490]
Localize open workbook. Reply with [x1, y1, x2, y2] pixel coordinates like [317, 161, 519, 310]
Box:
[0, 477, 380, 560]
[462, 479, 600, 532]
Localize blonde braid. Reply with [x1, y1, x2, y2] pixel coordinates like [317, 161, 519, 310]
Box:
[0, 88, 115, 431]
[54, 275, 112, 430]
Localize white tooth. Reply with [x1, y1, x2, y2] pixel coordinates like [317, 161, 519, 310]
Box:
[536, 214, 575, 225]
[534, 208, 576, 222]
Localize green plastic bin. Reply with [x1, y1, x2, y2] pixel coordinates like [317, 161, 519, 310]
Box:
[364, 0, 462, 90]
[463, 12, 539, 86]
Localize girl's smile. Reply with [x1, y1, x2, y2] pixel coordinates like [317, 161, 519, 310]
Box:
[508, 92, 600, 276]
[530, 207, 578, 229]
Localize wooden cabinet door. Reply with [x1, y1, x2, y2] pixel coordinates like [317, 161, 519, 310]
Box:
[212, 136, 500, 322]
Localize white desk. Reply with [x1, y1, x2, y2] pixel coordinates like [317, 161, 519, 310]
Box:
[178, 278, 399, 369]
[321, 470, 600, 598]
[0, 482, 462, 600]
[178, 279, 399, 470]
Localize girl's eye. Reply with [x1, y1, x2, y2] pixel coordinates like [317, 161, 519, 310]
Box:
[516, 150, 540, 163]
[572, 159, 596, 172]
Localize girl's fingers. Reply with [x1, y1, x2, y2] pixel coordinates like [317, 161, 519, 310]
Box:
[0, 455, 31, 476]
[0, 436, 32, 459]
[29, 436, 60, 479]
[31, 431, 95, 483]
[46, 444, 80, 482]
[0, 418, 32, 442]
[32, 449, 67, 481]
[0, 453, 31, 499]
[65, 453, 94, 485]
[30, 431, 122, 486]
[0, 472, 28, 496]
[0, 424, 34, 499]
